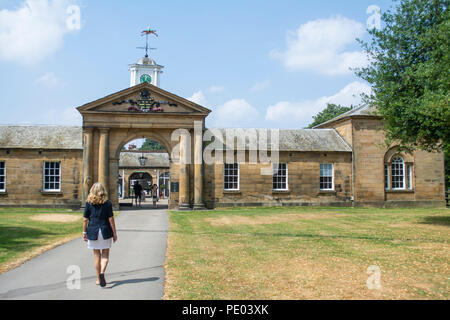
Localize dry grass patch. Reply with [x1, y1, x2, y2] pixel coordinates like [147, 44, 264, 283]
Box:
[29, 214, 82, 223]
[165, 206, 450, 300]
[205, 212, 348, 227]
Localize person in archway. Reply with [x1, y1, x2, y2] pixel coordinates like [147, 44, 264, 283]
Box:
[82, 182, 118, 287]
[152, 184, 159, 208]
[133, 181, 143, 207]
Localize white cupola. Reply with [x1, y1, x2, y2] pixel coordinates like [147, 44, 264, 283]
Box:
[129, 55, 164, 87]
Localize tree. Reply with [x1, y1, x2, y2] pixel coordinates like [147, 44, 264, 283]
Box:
[356, 0, 449, 153]
[307, 104, 352, 128]
[140, 139, 165, 151]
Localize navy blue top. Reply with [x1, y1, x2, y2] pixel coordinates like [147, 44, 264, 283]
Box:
[83, 200, 114, 241]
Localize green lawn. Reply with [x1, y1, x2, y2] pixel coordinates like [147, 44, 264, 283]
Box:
[0, 208, 84, 273]
[165, 206, 450, 300]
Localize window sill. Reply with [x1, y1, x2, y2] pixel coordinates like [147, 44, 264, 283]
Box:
[0, 191, 7, 196]
[223, 190, 241, 195]
[319, 190, 337, 195]
[272, 190, 290, 194]
[41, 190, 63, 195]
[386, 189, 414, 194]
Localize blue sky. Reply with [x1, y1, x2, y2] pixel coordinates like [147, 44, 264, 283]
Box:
[0, 0, 394, 129]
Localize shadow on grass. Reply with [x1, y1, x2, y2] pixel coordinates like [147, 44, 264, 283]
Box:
[170, 229, 429, 243]
[420, 215, 450, 227]
[0, 226, 57, 258]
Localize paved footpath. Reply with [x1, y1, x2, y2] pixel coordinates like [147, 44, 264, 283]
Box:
[0, 206, 169, 300]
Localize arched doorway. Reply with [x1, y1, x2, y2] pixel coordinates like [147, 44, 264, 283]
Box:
[77, 82, 211, 210]
[118, 137, 170, 204]
[129, 172, 153, 196]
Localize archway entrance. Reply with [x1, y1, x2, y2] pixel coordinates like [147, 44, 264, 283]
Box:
[118, 137, 171, 209]
[129, 172, 153, 197]
[77, 82, 211, 210]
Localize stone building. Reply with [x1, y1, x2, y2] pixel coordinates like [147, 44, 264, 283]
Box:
[0, 55, 446, 210]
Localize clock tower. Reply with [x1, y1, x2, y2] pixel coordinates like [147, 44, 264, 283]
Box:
[129, 55, 164, 87]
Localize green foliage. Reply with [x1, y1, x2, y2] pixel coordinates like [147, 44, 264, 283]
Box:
[140, 139, 165, 151]
[356, 0, 449, 152]
[307, 103, 352, 128]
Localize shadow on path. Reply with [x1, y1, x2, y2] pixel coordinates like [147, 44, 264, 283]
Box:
[119, 204, 169, 211]
[106, 277, 159, 289]
[0, 265, 163, 300]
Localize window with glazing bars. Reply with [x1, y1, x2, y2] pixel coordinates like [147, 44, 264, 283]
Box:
[0, 162, 5, 191]
[43, 162, 61, 191]
[273, 163, 288, 190]
[224, 163, 239, 190]
[320, 164, 334, 190]
[391, 157, 405, 189]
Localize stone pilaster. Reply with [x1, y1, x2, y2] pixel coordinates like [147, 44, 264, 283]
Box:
[178, 133, 190, 210]
[82, 128, 93, 203]
[98, 128, 110, 194]
[193, 128, 205, 210]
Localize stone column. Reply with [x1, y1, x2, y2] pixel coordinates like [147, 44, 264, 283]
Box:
[98, 128, 110, 194]
[193, 128, 205, 210]
[82, 128, 94, 203]
[178, 132, 190, 210]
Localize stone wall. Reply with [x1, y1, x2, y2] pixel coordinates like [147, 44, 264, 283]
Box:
[0, 149, 83, 209]
[342, 117, 445, 207]
[203, 151, 353, 208]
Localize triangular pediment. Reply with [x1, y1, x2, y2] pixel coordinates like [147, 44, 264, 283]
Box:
[77, 83, 211, 115]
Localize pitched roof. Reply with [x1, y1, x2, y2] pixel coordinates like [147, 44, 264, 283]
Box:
[0, 126, 83, 150]
[119, 151, 170, 168]
[0, 126, 351, 153]
[314, 104, 379, 128]
[209, 128, 352, 152]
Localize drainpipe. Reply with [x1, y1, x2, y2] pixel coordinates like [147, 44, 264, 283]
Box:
[351, 124, 356, 206]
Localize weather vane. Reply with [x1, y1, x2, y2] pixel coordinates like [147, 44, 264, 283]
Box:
[137, 27, 159, 57]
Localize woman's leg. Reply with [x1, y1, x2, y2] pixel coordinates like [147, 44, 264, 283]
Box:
[100, 249, 110, 274]
[93, 249, 101, 284]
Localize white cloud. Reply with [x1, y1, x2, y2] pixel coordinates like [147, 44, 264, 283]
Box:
[265, 81, 372, 127]
[187, 90, 207, 106]
[35, 72, 62, 88]
[271, 16, 368, 75]
[209, 85, 225, 93]
[211, 99, 259, 128]
[251, 80, 270, 92]
[42, 106, 82, 126]
[0, 0, 79, 65]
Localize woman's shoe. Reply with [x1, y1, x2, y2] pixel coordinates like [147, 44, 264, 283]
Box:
[99, 274, 106, 287]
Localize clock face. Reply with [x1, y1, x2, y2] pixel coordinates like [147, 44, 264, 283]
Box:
[140, 74, 152, 84]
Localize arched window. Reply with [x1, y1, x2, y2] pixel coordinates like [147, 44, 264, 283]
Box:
[391, 157, 405, 189]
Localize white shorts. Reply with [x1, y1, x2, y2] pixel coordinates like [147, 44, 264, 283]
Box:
[87, 230, 112, 250]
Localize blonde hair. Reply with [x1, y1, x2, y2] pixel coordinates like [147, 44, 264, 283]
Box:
[87, 182, 108, 205]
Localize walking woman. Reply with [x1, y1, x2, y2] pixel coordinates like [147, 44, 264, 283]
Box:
[82, 183, 118, 287]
